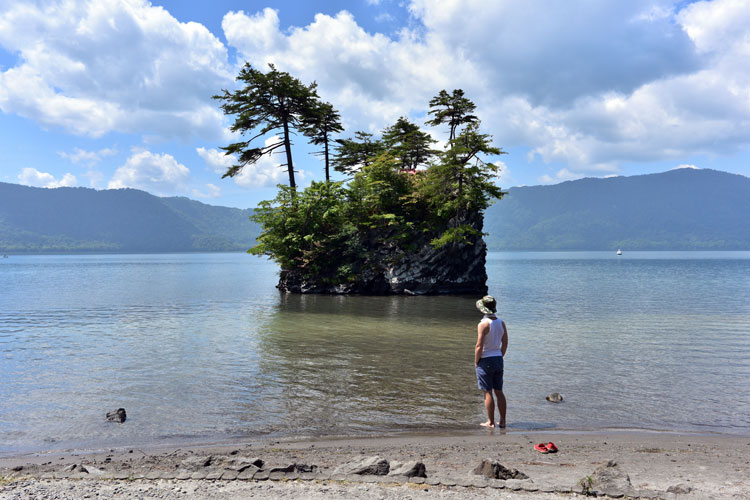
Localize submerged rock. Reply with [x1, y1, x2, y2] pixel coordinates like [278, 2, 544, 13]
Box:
[105, 408, 127, 423]
[546, 393, 564, 403]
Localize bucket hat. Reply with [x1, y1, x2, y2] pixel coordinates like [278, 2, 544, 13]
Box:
[476, 295, 497, 314]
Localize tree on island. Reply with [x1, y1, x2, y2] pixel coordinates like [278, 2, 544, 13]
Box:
[213, 63, 319, 189]
[215, 67, 506, 294]
[299, 101, 344, 182]
[332, 131, 384, 176]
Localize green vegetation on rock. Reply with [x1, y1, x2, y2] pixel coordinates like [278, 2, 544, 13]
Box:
[215, 64, 505, 293]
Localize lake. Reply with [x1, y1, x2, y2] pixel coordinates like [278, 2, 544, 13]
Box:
[1, 251, 749, 454]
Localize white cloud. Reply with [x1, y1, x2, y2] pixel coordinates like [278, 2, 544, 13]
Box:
[18, 168, 77, 188]
[58, 147, 117, 165]
[197, 137, 308, 188]
[108, 150, 190, 195]
[221, 1, 750, 182]
[192, 183, 221, 199]
[196, 146, 233, 175]
[0, 0, 232, 139]
[538, 168, 585, 185]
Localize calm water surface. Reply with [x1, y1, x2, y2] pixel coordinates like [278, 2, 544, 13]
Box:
[1, 251, 749, 453]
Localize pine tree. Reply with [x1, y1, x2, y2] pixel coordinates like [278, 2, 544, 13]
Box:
[214, 63, 318, 189]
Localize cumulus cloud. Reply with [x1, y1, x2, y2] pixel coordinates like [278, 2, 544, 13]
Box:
[58, 147, 117, 165]
[192, 183, 221, 198]
[538, 168, 585, 185]
[0, 0, 232, 139]
[18, 168, 77, 188]
[221, 1, 750, 181]
[197, 137, 308, 188]
[108, 150, 190, 195]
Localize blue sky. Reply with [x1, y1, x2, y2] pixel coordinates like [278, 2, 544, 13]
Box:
[1, 0, 749, 209]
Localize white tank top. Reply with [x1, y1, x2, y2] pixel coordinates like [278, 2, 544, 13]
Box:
[479, 314, 504, 358]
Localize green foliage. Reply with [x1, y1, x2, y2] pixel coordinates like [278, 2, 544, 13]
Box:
[332, 131, 385, 176]
[214, 63, 319, 188]
[299, 101, 344, 182]
[237, 82, 507, 280]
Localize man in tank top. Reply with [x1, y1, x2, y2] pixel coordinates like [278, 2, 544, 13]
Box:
[475, 295, 508, 428]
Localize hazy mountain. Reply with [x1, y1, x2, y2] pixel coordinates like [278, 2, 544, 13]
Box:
[0, 183, 261, 253]
[1, 168, 748, 254]
[484, 168, 750, 250]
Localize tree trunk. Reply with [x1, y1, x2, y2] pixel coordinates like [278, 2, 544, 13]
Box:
[282, 118, 296, 189]
[324, 134, 330, 182]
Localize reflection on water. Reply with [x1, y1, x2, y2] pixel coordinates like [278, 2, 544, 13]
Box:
[1, 252, 749, 453]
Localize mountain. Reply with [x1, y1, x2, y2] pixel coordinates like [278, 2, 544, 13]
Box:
[0, 183, 261, 253]
[484, 168, 750, 250]
[2, 168, 748, 254]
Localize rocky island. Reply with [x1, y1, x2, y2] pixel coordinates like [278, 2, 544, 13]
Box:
[215, 66, 504, 294]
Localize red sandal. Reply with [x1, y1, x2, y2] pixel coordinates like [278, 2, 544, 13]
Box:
[546, 442, 558, 453]
[534, 443, 548, 453]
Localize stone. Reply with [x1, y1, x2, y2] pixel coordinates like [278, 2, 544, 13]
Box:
[408, 477, 425, 484]
[190, 470, 207, 480]
[105, 408, 127, 423]
[546, 392, 564, 403]
[293, 463, 318, 473]
[205, 470, 223, 480]
[225, 459, 261, 473]
[333, 456, 390, 476]
[268, 464, 296, 473]
[236, 468, 256, 481]
[388, 461, 426, 478]
[180, 456, 214, 471]
[581, 460, 634, 497]
[145, 471, 162, 480]
[254, 470, 270, 481]
[221, 470, 239, 481]
[471, 459, 528, 480]
[268, 471, 285, 481]
[667, 484, 693, 494]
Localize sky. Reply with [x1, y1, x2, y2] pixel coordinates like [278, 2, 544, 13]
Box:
[1, 0, 749, 209]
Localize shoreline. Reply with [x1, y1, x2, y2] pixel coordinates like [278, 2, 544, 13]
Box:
[3, 425, 747, 460]
[2, 429, 749, 499]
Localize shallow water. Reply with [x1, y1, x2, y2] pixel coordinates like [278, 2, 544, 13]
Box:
[1, 251, 749, 453]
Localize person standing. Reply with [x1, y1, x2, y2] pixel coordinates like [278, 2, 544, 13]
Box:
[474, 295, 508, 428]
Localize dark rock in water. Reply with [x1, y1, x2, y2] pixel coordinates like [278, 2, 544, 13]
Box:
[472, 459, 528, 480]
[546, 393, 564, 403]
[105, 408, 126, 423]
[333, 456, 390, 475]
[389, 461, 427, 478]
[277, 213, 488, 295]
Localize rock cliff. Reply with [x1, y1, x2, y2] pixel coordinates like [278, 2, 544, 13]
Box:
[277, 214, 488, 295]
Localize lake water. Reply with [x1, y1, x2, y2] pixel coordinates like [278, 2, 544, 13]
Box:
[1, 251, 749, 454]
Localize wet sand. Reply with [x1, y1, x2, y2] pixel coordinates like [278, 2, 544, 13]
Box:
[1, 430, 749, 499]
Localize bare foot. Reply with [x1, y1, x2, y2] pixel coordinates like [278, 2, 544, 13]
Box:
[480, 421, 495, 428]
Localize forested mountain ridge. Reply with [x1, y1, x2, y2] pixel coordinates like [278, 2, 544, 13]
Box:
[0, 182, 260, 253]
[484, 168, 750, 250]
[1, 168, 747, 254]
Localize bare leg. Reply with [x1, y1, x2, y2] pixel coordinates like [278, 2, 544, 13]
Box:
[481, 391, 495, 427]
[494, 389, 506, 428]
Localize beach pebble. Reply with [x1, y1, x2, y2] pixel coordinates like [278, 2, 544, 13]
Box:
[667, 483, 693, 494]
[388, 460, 427, 478]
[471, 459, 528, 480]
[333, 455, 390, 475]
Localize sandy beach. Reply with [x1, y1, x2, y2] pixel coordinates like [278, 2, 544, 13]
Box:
[1, 430, 748, 499]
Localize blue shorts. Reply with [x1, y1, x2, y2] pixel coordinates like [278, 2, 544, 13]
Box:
[476, 356, 504, 391]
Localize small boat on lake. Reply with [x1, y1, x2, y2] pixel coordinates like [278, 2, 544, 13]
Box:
[616, 249, 622, 256]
